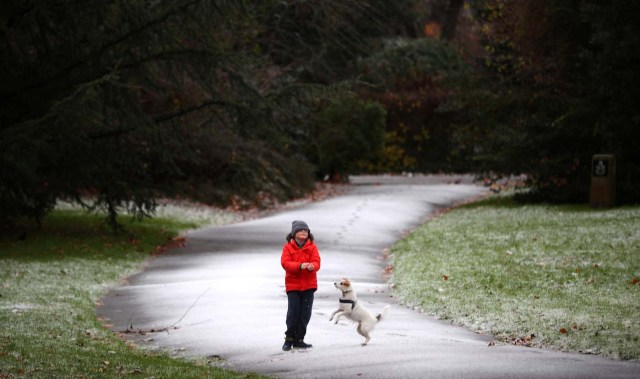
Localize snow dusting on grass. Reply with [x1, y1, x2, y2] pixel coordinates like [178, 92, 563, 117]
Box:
[56, 199, 244, 228]
[154, 201, 244, 227]
[391, 195, 640, 360]
[0, 211, 261, 378]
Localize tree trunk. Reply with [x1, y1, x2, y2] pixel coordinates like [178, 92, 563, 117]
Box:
[442, 0, 464, 41]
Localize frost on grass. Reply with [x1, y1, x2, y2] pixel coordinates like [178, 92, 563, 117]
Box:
[56, 200, 243, 227]
[390, 199, 640, 360]
[152, 202, 242, 226]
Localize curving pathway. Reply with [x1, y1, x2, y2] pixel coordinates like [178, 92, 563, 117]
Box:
[99, 177, 640, 378]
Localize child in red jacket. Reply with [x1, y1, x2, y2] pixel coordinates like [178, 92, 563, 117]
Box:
[281, 220, 321, 351]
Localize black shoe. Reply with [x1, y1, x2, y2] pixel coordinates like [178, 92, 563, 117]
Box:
[293, 340, 312, 349]
[282, 338, 293, 351]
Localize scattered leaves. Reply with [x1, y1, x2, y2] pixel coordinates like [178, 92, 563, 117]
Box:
[511, 334, 535, 346]
[560, 328, 568, 334]
[166, 236, 187, 248]
[442, 275, 449, 281]
[630, 277, 639, 285]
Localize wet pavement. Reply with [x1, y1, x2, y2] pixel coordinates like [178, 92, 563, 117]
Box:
[99, 176, 640, 378]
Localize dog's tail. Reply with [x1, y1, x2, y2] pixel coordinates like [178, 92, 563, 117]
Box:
[376, 305, 390, 322]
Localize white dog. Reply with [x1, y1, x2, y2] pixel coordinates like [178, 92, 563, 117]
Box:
[329, 278, 389, 345]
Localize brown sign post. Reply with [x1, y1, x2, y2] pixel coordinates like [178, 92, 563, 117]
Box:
[590, 154, 616, 207]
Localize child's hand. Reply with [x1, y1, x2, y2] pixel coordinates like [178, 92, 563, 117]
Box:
[307, 263, 314, 271]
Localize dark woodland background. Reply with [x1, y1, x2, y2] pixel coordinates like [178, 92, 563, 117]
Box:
[2, 0, 638, 227]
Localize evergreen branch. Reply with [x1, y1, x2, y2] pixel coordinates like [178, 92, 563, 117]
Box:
[1, 0, 205, 99]
[153, 99, 230, 124]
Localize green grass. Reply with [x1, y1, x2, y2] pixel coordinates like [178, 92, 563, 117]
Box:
[390, 195, 640, 360]
[0, 211, 262, 378]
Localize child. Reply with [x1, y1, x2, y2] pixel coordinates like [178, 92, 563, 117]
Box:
[280, 220, 321, 351]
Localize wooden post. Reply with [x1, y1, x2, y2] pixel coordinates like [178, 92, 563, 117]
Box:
[590, 154, 616, 207]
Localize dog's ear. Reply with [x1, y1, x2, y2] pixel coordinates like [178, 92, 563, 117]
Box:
[342, 278, 351, 287]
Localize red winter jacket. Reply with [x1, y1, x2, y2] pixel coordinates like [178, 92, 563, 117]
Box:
[281, 239, 321, 292]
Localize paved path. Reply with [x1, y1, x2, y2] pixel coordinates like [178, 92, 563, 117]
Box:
[99, 178, 640, 378]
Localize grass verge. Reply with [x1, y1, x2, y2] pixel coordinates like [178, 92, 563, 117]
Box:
[0, 210, 262, 378]
[390, 195, 640, 360]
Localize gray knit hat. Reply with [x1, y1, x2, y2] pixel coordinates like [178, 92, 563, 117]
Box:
[291, 220, 310, 235]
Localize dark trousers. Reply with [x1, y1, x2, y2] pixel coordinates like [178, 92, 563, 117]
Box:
[285, 289, 315, 341]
